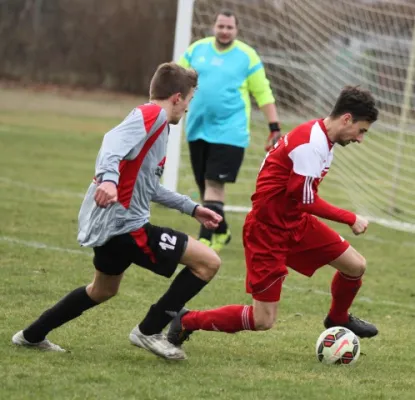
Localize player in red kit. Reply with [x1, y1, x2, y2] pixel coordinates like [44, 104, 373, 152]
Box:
[167, 86, 379, 348]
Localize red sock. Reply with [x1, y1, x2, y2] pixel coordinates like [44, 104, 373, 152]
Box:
[329, 271, 362, 323]
[182, 305, 255, 333]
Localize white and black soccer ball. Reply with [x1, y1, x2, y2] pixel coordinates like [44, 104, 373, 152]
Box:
[315, 326, 360, 365]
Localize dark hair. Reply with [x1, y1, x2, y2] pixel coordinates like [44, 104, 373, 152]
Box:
[214, 9, 238, 26]
[150, 62, 198, 100]
[330, 86, 378, 123]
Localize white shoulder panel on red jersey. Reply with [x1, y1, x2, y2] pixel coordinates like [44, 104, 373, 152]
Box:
[288, 121, 331, 178]
[309, 121, 332, 158]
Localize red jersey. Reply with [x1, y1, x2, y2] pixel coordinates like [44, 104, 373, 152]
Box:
[251, 119, 356, 231]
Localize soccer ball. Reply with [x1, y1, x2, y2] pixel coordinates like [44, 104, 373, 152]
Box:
[315, 326, 360, 365]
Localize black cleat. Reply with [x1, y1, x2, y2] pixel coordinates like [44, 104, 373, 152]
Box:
[167, 308, 193, 346]
[324, 314, 378, 338]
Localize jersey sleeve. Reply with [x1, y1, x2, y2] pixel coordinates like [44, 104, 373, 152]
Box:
[246, 49, 275, 107]
[289, 142, 324, 178]
[152, 183, 198, 216]
[178, 40, 202, 68]
[95, 107, 159, 185]
[178, 54, 190, 68]
[287, 143, 356, 225]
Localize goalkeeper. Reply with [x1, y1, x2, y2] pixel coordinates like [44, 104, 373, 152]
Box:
[178, 9, 281, 252]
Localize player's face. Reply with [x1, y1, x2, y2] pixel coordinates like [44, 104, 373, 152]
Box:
[213, 15, 237, 48]
[337, 114, 371, 147]
[170, 88, 195, 125]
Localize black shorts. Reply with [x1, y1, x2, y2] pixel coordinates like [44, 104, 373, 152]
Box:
[93, 223, 188, 277]
[189, 139, 244, 184]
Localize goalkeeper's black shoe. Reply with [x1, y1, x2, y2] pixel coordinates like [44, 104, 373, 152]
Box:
[324, 314, 378, 338]
[167, 308, 193, 347]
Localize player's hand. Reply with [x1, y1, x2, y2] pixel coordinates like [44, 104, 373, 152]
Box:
[350, 214, 368, 235]
[94, 181, 118, 208]
[193, 206, 222, 230]
[265, 130, 281, 152]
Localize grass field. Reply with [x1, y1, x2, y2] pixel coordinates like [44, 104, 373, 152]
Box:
[1, 86, 415, 400]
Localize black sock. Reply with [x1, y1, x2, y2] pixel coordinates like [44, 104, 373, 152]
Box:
[198, 200, 215, 240]
[212, 202, 228, 234]
[199, 224, 213, 241]
[139, 267, 208, 335]
[199, 200, 228, 239]
[23, 286, 98, 343]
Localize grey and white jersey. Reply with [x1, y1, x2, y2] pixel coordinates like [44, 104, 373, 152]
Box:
[77, 103, 197, 247]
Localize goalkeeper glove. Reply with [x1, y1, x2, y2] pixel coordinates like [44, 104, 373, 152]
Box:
[265, 122, 282, 152]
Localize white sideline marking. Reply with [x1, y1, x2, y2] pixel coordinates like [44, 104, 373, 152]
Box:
[1, 235, 415, 312]
[0, 236, 90, 256]
[0, 177, 84, 199]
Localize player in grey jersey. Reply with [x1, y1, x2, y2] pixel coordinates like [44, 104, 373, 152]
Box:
[12, 62, 222, 360]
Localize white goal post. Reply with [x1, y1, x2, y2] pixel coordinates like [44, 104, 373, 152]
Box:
[163, 0, 195, 192]
[166, 0, 415, 233]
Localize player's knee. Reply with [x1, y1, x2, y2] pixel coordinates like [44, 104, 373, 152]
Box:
[193, 250, 221, 281]
[204, 250, 221, 280]
[350, 254, 367, 277]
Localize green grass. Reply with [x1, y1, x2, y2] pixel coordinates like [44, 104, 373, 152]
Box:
[1, 89, 415, 399]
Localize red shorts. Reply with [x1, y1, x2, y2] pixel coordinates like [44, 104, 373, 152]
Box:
[243, 213, 349, 302]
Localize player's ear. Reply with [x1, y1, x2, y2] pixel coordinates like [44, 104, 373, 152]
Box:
[171, 93, 181, 105]
[343, 113, 353, 125]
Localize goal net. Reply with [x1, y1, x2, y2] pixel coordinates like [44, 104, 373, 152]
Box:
[176, 0, 415, 232]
